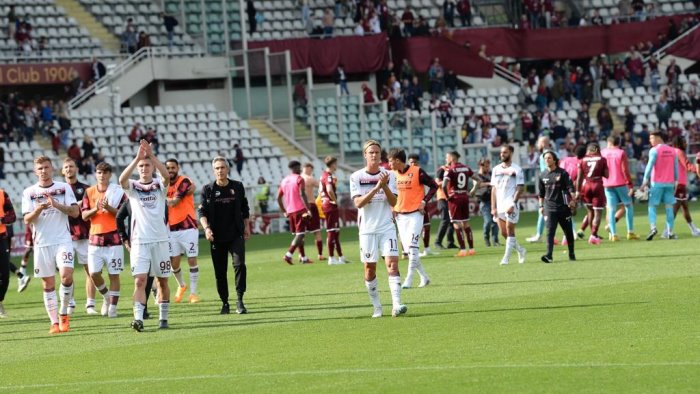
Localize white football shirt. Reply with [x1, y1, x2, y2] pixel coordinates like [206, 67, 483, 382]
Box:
[349, 167, 397, 235]
[125, 178, 169, 244]
[490, 162, 525, 213]
[22, 181, 77, 247]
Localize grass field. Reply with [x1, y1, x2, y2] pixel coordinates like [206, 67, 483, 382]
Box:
[1, 206, 700, 393]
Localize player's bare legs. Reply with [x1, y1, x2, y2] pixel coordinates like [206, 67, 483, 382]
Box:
[90, 271, 113, 316]
[673, 200, 699, 236]
[453, 221, 474, 256]
[588, 208, 603, 244]
[172, 255, 199, 302]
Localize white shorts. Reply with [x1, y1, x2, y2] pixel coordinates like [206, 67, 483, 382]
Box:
[33, 242, 74, 278]
[396, 212, 423, 253]
[497, 207, 520, 224]
[88, 245, 125, 275]
[130, 241, 172, 278]
[169, 228, 199, 258]
[73, 239, 89, 265]
[359, 228, 399, 263]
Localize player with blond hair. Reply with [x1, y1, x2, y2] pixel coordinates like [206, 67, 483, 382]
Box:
[22, 156, 80, 334]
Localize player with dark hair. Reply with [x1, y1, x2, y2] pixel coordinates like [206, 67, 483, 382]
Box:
[388, 149, 437, 289]
[442, 151, 477, 257]
[278, 161, 313, 264]
[576, 143, 608, 245]
[165, 158, 201, 303]
[670, 136, 700, 236]
[301, 162, 325, 261]
[641, 132, 679, 240]
[62, 157, 96, 315]
[320, 156, 346, 265]
[601, 135, 638, 241]
[539, 151, 577, 263]
[407, 153, 438, 256]
[491, 145, 527, 265]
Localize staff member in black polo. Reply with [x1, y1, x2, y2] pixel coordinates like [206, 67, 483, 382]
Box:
[198, 156, 250, 315]
[538, 151, 577, 263]
[0, 187, 17, 318]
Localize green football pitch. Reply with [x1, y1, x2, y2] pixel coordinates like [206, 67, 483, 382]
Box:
[1, 206, 699, 393]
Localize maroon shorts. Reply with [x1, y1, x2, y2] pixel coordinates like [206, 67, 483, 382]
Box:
[287, 210, 308, 235]
[24, 226, 33, 247]
[323, 206, 340, 231]
[448, 198, 470, 222]
[307, 204, 321, 232]
[675, 184, 688, 201]
[581, 182, 606, 209]
[423, 212, 430, 226]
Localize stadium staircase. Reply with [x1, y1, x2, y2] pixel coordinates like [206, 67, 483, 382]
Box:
[248, 119, 306, 158]
[54, 0, 121, 53]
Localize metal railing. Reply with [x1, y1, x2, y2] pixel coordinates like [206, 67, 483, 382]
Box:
[494, 62, 524, 86]
[68, 46, 206, 109]
[644, 22, 700, 64]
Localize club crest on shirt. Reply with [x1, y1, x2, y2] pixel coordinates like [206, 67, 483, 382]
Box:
[229, 189, 235, 195]
[555, 176, 560, 181]
[215, 190, 221, 197]
[77, 188, 84, 194]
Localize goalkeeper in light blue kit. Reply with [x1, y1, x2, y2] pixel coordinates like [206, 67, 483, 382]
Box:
[640, 132, 678, 241]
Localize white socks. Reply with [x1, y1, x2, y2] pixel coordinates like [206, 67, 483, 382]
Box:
[133, 302, 145, 321]
[365, 278, 381, 308]
[159, 301, 170, 321]
[190, 266, 199, 295]
[43, 290, 58, 324]
[388, 275, 402, 309]
[109, 290, 120, 306]
[59, 283, 73, 315]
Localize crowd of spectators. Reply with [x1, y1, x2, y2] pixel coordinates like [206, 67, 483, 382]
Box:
[120, 17, 154, 54]
[6, 4, 48, 57]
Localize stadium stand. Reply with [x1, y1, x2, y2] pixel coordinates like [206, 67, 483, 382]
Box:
[163, 0, 242, 54]
[80, 0, 198, 51]
[581, 0, 697, 24]
[0, 1, 110, 61]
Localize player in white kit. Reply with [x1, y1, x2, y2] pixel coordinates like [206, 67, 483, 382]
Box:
[22, 156, 80, 334]
[350, 140, 407, 318]
[491, 145, 527, 265]
[119, 140, 172, 331]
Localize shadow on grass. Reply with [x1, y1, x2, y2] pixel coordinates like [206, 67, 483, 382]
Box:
[412, 300, 650, 318]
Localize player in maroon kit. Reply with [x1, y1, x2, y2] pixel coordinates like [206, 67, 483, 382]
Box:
[62, 158, 97, 314]
[441, 151, 478, 257]
[575, 143, 608, 245]
[320, 156, 346, 265]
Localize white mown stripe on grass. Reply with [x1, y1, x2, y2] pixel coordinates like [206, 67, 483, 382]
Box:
[2, 362, 700, 390]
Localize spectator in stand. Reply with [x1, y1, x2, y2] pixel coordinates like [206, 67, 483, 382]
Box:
[160, 13, 179, 49]
[300, 0, 310, 28]
[436, 95, 452, 128]
[648, 57, 660, 93]
[414, 16, 430, 36]
[129, 122, 143, 142]
[335, 64, 349, 96]
[590, 10, 603, 26]
[624, 107, 635, 132]
[22, 102, 36, 142]
[368, 11, 381, 34]
[443, 0, 456, 27]
[144, 126, 159, 154]
[478, 44, 490, 61]
[597, 102, 614, 138]
[428, 58, 444, 99]
[354, 21, 365, 35]
[589, 58, 602, 103]
[82, 135, 96, 160]
[137, 31, 151, 50]
[457, 0, 471, 26]
[631, 0, 645, 21]
[551, 76, 565, 111]
[665, 59, 681, 87]
[67, 139, 81, 162]
[246, 1, 257, 34]
[39, 99, 53, 137]
[618, 0, 631, 20]
[400, 59, 414, 81]
[613, 60, 626, 89]
[362, 83, 376, 104]
[377, 0, 390, 31]
[121, 21, 137, 54]
[689, 80, 699, 111]
[543, 0, 554, 28]
[322, 8, 335, 38]
[444, 69, 458, 101]
[7, 5, 17, 39]
[401, 7, 415, 36]
[406, 76, 422, 112]
[233, 143, 245, 175]
[293, 78, 307, 116]
[627, 51, 644, 88]
[519, 14, 529, 29]
[656, 95, 671, 130]
[90, 57, 106, 84]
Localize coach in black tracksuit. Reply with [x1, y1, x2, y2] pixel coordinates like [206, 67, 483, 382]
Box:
[198, 157, 250, 315]
[538, 151, 577, 263]
[0, 188, 17, 316]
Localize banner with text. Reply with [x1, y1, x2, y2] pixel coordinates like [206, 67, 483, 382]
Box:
[0, 62, 91, 86]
